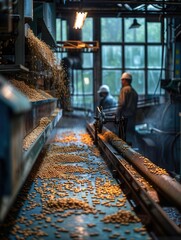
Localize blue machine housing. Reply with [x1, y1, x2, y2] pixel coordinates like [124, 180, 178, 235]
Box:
[0, 75, 31, 196]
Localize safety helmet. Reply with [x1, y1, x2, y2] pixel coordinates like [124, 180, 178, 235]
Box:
[97, 85, 110, 93]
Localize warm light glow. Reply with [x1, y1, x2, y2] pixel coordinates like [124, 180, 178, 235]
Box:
[73, 12, 87, 29]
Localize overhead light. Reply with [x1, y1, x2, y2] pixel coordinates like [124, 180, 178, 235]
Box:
[73, 11, 87, 29]
[129, 19, 141, 29]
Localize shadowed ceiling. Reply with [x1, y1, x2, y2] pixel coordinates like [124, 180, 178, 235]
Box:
[56, 0, 181, 17]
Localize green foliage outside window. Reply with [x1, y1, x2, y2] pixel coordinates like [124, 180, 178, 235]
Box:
[148, 46, 165, 68]
[147, 22, 161, 42]
[102, 46, 122, 68]
[82, 18, 93, 41]
[101, 18, 122, 42]
[125, 46, 145, 68]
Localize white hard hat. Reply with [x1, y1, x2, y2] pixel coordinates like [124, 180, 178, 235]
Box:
[121, 72, 132, 80]
[97, 85, 110, 93]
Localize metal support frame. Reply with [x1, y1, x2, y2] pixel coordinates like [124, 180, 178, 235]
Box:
[0, 109, 62, 222]
[56, 40, 99, 52]
[15, 0, 25, 66]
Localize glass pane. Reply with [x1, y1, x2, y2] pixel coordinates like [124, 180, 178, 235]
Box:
[164, 19, 167, 43]
[55, 52, 61, 64]
[62, 52, 68, 59]
[62, 20, 67, 41]
[148, 70, 164, 94]
[147, 22, 161, 42]
[128, 70, 145, 95]
[83, 70, 93, 93]
[73, 70, 93, 94]
[124, 18, 145, 42]
[56, 18, 61, 41]
[102, 70, 122, 96]
[125, 46, 145, 68]
[148, 46, 164, 68]
[55, 52, 67, 64]
[72, 70, 81, 94]
[72, 95, 93, 110]
[102, 46, 122, 68]
[102, 70, 145, 97]
[82, 18, 93, 41]
[82, 53, 93, 68]
[101, 18, 122, 42]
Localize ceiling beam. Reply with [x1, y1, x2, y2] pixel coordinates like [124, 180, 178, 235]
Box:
[59, 0, 181, 6]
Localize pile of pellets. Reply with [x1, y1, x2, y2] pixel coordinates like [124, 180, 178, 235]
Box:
[122, 161, 154, 191]
[23, 117, 51, 150]
[37, 89, 54, 99]
[45, 153, 88, 163]
[95, 179, 122, 199]
[27, 28, 56, 68]
[102, 129, 169, 176]
[54, 131, 78, 143]
[48, 143, 86, 154]
[102, 209, 140, 224]
[36, 150, 90, 179]
[10, 79, 52, 101]
[46, 198, 96, 213]
[0, 130, 151, 240]
[143, 158, 168, 175]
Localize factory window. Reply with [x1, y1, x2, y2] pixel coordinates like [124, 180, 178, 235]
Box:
[71, 18, 94, 111]
[102, 70, 121, 96]
[56, 18, 67, 41]
[128, 70, 145, 95]
[82, 18, 93, 41]
[56, 17, 166, 111]
[55, 18, 68, 63]
[101, 18, 122, 42]
[101, 17, 166, 98]
[102, 46, 122, 68]
[125, 45, 145, 68]
[147, 22, 162, 42]
[73, 70, 93, 95]
[148, 70, 164, 94]
[148, 45, 165, 68]
[72, 69, 93, 111]
[82, 52, 93, 68]
[56, 18, 61, 41]
[124, 18, 145, 43]
[147, 44, 165, 94]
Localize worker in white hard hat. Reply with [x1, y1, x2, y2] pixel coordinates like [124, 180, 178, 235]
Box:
[97, 84, 116, 110]
[116, 72, 138, 143]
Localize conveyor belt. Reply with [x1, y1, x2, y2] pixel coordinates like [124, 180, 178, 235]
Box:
[0, 121, 151, 240]
[0, 116, 180, 240]
[86, 121, 181, 239]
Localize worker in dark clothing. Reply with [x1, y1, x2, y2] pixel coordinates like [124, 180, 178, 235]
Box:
[97, 84, 116, 110]
[116, 72, 138, 143]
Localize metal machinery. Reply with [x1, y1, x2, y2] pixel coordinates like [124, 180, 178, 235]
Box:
[87, 121, 181, 238]
[0, 76, 31, 220]
[0, 0, 63, 221]
[135, 79, 181, 179]
[94, 106, 127, 144]
[0, 75, 62, 222]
